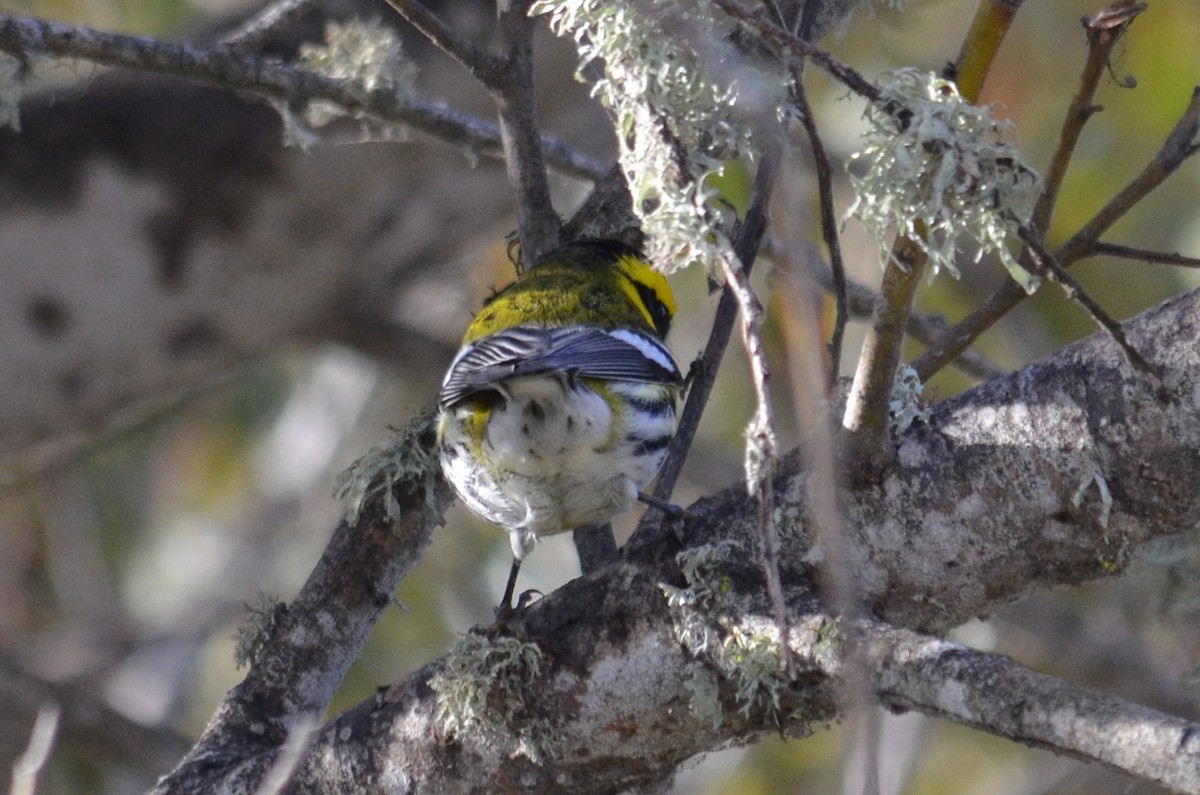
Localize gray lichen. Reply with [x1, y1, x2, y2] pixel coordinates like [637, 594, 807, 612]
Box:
[429, 632, 558, 763]
[661, 543, 792, 726]
[846, 67, 1041, 290]
[333, 408, 441, 525]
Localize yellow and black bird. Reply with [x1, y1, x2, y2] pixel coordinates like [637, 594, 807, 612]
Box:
[437, 239, 682, 609]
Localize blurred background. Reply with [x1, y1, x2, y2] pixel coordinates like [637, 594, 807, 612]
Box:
[0, 0, 1197, 792]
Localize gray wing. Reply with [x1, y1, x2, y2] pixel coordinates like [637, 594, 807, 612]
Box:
[439, 326, 680, 408]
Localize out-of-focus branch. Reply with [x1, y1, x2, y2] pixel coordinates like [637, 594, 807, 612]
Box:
[9, 703, 60, 795]
[218, 0, 320, 52]
[0, 12, 606, 182]
[712, 0, 880, 101]
[0, 656, 191, 776]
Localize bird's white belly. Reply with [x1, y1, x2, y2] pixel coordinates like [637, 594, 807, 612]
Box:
[439, 376, 674, 556]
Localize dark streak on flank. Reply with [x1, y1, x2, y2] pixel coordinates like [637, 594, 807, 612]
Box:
[627, 434, 671, 457]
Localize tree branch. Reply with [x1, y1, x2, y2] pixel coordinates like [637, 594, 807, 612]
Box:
[914, 84, 1200, 381]
[392, 0, 561, 262]
[1031, 2, 1144, 234]
[849, 618, 1200, 792]
[777, 240, 1006, 382]
[712, 0, 880, 101]
[789, 63, 848, 383]
[218, 0, 320, 52]
[842, 0, 1020, 462]
[385, 0, 503, 85]
[1088, 241, 1200, 268]
[0, 656, 191, 776]
[630, 154, 776, 548]
[154, 280, 1200, 792]
[491, 0, 561, 264]
[0, 12, 607, 182]
[154, 417, 455, 793]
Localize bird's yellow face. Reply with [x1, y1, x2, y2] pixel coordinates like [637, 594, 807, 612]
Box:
[612, 252, 676, 338]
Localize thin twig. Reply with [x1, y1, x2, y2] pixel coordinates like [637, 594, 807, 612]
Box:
[0, 13, 607, 182]
[712, 0, 880, 101]
[914, 86, 1200, 381]
[219, 0, 318, 52]
[1016, 224, 1158, 379]
[628, 155, 776, 550]
[1088, 241, 1200, 268]
[491, 0, 561, 265]
[384, 0, 503, 87]
[389, 0, 561, 264]
[789, 61, 847, 384]
[1031, 2, 1144, 233]
[709, 153, 791, 671]
[9, 703, 61, 795]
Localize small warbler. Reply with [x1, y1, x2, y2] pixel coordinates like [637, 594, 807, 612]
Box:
[437, 239, 683, 607]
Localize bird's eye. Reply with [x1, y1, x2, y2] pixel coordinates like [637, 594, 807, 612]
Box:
[634, 281, 672, 336]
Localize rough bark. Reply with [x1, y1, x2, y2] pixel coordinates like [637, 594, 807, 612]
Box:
[153, 287, 1200, 793]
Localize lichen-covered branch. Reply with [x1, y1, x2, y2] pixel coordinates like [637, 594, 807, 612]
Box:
[152, 279, 1200, 792]
[153, 416, 454, 794]
[846, 618, 1200, 793]
[914, 55, 1199, 383]
[0, 12, 606, 181]
[843, 6, 1024, 462]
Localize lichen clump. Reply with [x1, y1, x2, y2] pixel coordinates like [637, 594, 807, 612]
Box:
[531, 0, 775, 272]
[846, 67, 1041, 290]
[333, 408, 441, 524]
[429, 632, 557, 763]
[661, 544, 792, 727]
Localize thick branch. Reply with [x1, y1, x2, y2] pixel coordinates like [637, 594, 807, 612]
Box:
[154, 423, 455, 792]
[160, 284, 1200, 792]
[850, 619, 1200, 792]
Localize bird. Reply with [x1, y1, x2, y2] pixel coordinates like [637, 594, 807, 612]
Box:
[437, 238, 683, 612]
